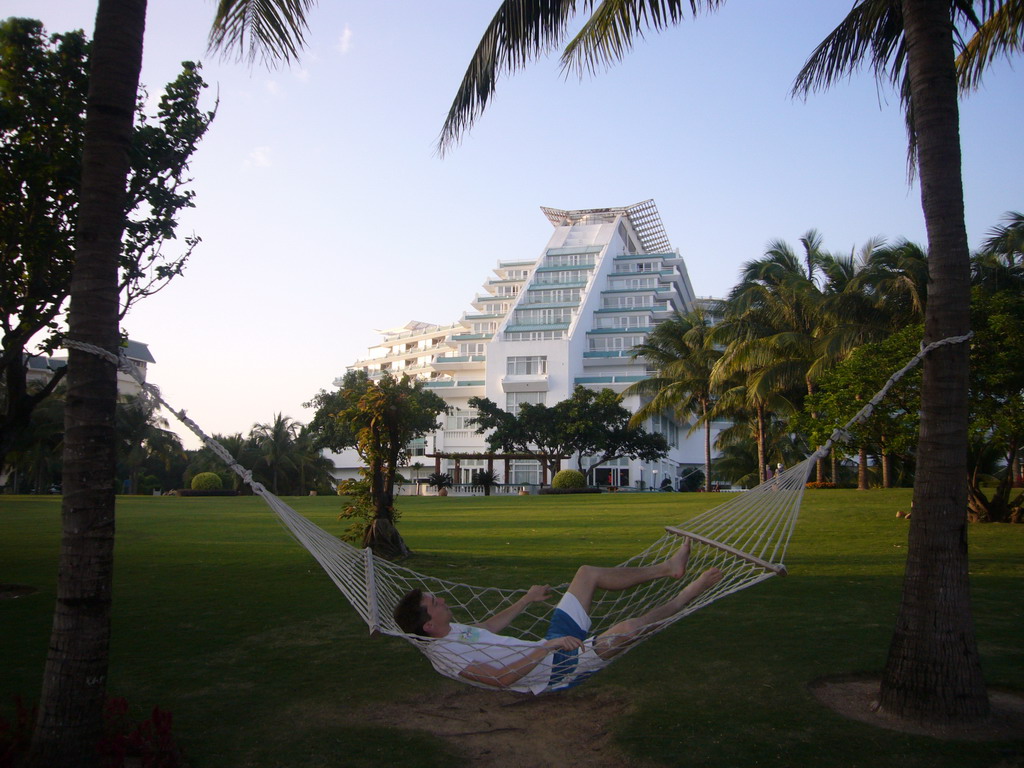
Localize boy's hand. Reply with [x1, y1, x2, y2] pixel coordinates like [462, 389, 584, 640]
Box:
[524, 584, 551, 603]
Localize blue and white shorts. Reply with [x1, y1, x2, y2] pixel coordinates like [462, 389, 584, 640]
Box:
[545, 592, 601, 689]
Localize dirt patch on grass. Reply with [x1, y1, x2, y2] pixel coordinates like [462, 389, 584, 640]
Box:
[0, 584, 38, 599]
[356, 684, 655, 768]
[810, 675, 1024, 741]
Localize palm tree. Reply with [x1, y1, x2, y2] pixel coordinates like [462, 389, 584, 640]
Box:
[30, 1, 149, 764]
[436, 0, 1020, 723]
[858, 238, 929, 327]
[115, 394, 182, 494]
[712, 236, 837, 481]
[795, 0, 994, 723]
[972, 211, 1024, 290]
[250, 413, 301, 495]
[625, 306, 721, 491]
[31, 0, 314, 761]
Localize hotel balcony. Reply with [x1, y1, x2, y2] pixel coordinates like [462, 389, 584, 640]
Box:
[433, 354, 487, 372]
[423, 379, 486, 398]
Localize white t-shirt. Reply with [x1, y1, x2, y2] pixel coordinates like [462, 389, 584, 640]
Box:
[425, 624, 554, 694]
[424, 594, 606, 694]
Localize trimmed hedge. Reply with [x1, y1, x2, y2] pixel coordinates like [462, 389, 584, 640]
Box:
[551, 469, 586, 490]
[191, 472, 223, 491]
[174, 489, 238, 497]
[538, 487, 602, 495]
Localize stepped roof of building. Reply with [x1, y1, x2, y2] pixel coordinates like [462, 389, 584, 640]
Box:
[539, 199, 672, 254]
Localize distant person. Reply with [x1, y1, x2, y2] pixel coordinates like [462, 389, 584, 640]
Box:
[393, 539, 723, 692]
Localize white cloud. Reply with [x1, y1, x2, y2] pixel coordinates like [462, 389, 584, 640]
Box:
[336, 24, 353, 55]
[294, 68, 310, 83]
[245, 146, 272, 168]
[265, 79, 281, 96]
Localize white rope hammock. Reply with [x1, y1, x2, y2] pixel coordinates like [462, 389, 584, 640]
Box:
[64, 331, 970, 693]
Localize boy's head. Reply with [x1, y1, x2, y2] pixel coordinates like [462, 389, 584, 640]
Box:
[393, 588, 430, 635]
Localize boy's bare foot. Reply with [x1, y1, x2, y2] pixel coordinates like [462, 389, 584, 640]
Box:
[693, 567, 723, 591]
[667, 539, 692, 580]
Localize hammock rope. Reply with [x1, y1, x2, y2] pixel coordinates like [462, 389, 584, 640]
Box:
[64, 331, 971, 692]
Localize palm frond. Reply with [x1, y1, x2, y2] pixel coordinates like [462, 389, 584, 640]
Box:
[561, 0, 724, 77]
[208, 0, 316, 65]
[437, 0, 579, 156]
[792, 0, 906, 97]
[958, 0, 1020, 88]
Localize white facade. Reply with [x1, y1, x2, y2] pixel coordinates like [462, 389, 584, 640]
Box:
[334, 201, 724, 491]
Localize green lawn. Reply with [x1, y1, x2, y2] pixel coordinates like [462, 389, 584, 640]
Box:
[1, 491, 1021, 767]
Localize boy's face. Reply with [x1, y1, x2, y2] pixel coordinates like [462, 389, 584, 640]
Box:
[421, 592, 452, 636]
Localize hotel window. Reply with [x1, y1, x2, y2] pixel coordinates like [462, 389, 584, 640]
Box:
[536, 269, 590, 285]
[589, 335, 645, 351]
[650, 413, 679, 448]
[506, 391, 544, 415]
[446, 407, 478, 430]
[459, 342, 485, 356]
[524, 288, 581, 305]
[505, 330, 565, 341]
[509, 460, 542, 486]
[546, 253, 595, 268]
[514, 307, 572, 325]
[506, 356, 547, 376]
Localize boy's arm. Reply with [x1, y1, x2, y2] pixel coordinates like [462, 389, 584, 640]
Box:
[475, 584, 551, 634]
[459, 635, 582, 689]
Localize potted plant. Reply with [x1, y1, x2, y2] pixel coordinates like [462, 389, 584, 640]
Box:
[425, 472, 453, 497]
[471, 468, 500, 497]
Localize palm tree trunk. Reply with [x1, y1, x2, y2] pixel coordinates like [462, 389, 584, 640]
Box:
[29, 1, 147, 765]
[858, 446, 869, 490]
[879, 0, 988, 722]
[755, 403, 767, 485]
[703, 404, 712, 492]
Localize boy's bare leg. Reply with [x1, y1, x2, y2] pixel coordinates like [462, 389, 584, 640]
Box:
[567, 539, 692, 613]
[594, 567, 724, 659]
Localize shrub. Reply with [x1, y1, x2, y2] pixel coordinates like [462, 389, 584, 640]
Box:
[190, 472, 223, 491]
[551, 469, 586, 490]
[805, 481, 838, 490]
[425, 472, 453, 490]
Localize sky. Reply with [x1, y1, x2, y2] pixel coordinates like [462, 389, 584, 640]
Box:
[9, 1, 1023, 450]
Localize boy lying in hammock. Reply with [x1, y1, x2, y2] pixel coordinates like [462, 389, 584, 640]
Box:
[393, 539, 723, 693]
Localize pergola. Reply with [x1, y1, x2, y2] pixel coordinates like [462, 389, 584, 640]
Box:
[425, 452, 571, 485]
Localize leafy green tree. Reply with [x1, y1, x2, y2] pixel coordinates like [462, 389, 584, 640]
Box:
[967, 217, 1024, 522]
[304, 369, 370, 453]
[468, 396, 571, 481]
[803, 326, 924, 489]
[560, 386, 668, 481]
[469, 387, 666, 483]
[0, 18, 213, 472]
[627, 306, 722, 490]
[318, 374, 448, 557]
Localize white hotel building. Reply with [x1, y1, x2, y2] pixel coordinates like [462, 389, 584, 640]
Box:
[332, 200, 723, 491]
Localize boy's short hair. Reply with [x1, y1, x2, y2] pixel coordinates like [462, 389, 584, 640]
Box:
[393, 588, 430, 635]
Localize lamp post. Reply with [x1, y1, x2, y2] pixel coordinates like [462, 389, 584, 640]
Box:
[652, 469, 659, 492]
